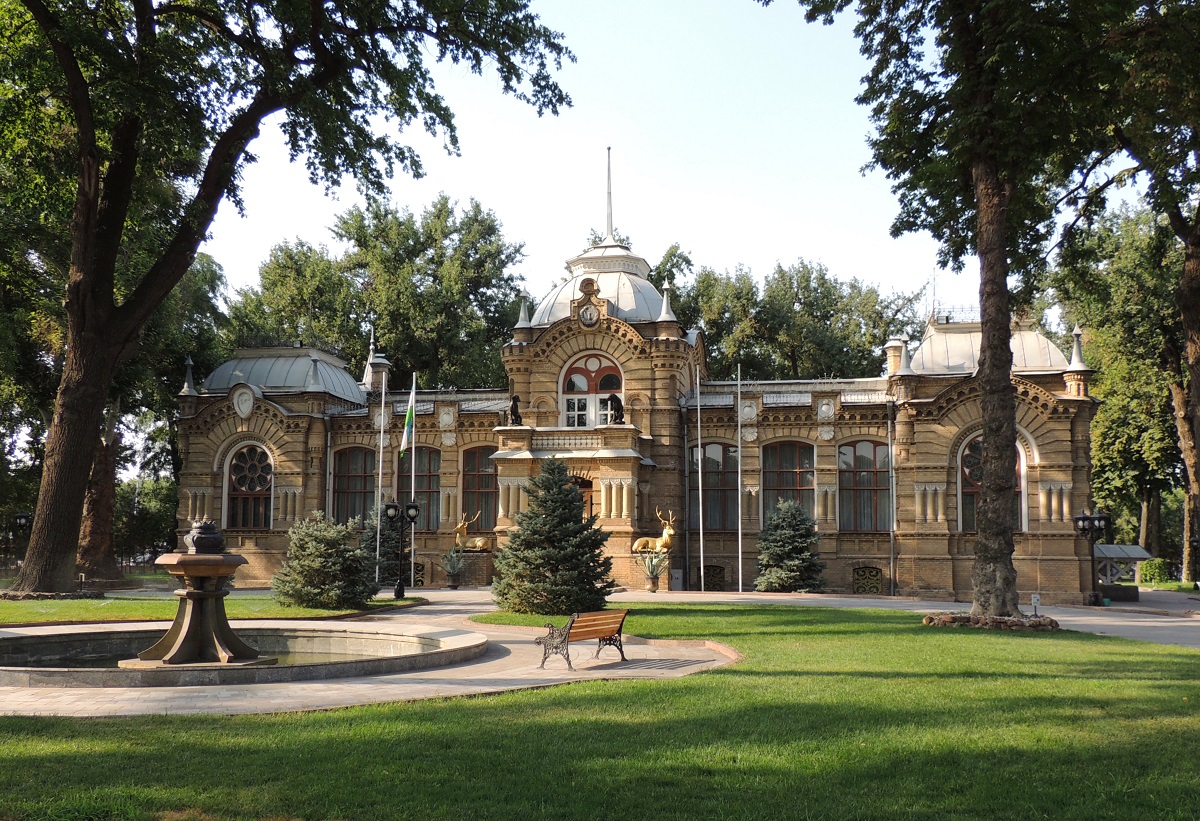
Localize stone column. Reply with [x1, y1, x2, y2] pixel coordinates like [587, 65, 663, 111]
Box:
[622, 480, 633, 521]
[914, 484, 927, 523]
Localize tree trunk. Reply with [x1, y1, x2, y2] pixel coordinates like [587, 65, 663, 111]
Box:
[1179, 228, 1200, 584]
[77, 423, 125, 582]
[12, 341, 121, 592]
[969, 157, 1021, 617]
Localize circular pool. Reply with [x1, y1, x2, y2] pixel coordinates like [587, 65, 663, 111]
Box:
[0, 620, 487, 687]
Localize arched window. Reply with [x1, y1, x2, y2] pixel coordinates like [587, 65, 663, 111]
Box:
[560, 354, 623, 427]
[959, 435, 1023, 531]
[689, 443, 739, 531]
[463, 446, 498, 531]
[837, 441, 891, 532]
[227, 444, 273, 529]
[332, 447, 376, 524]
[398, 447, 441, 531]
[762, 442, 816, 519]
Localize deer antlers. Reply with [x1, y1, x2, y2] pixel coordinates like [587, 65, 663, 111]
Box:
[460, 511, 481, 526]
[656, 506, 676, 527]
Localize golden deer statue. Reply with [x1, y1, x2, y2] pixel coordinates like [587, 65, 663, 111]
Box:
[633, 507, 676, 553]
[455, 511, 491, 551]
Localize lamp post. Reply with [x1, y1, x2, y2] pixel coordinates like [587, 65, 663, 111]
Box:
[404, 501, 420, 593]
[1073, 510, 1111, 607]
[383, 501, 402, 598]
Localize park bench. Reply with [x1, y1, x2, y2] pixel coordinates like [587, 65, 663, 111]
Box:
[535, 609, 629, 671]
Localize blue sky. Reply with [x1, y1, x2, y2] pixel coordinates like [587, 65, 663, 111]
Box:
[201, 0, 982, 316]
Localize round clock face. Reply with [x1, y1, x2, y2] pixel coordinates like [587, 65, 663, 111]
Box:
[579, 304, 600, 326]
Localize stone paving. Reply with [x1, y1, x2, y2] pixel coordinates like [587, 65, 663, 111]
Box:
[3, 586, 1198, 718]
[0, 592, 736, 717]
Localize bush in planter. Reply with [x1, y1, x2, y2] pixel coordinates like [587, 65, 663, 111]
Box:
[441, 547, 466, 584]
[273, 512, 380, 609]
[754, 501, 825, 593]
[493, 458, 614, 614]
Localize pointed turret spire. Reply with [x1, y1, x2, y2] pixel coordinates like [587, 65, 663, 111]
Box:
[657, 283, 678, 323]
[515, 294, 531, 329]
[896, 333, 915, 376]
[178, 355, 198, 396]
[1066, 324, 1089, 371]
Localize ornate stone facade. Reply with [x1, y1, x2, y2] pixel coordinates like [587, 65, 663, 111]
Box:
[177, 235, 1098, 604]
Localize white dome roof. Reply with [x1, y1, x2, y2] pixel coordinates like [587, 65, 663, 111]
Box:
[203, 348, 365, 403]
[530, 237, 664, 326]
[909, 320, 1070, 374]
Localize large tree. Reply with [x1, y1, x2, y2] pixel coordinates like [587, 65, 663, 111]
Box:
[228, 195, 526, 387]
[1055, 206, 1187, 562]
[2, 0, 571, 591]
[782, 0, 1129, 614]
[1103, 2, 1200, 582]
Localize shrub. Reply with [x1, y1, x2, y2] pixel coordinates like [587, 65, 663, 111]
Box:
[1139, 558, 1172, 585]
[272, 512, 380, 609]
[357, 507, 407, 589]
[754, 501, 825, 593]
[493, 459, 614, 614]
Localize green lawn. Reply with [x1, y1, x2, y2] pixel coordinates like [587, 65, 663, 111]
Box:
[1, 603, 1198, 820]
[0, 595, 408, 624]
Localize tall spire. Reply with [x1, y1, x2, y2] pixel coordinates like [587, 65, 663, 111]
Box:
[606, 146, 613, 241]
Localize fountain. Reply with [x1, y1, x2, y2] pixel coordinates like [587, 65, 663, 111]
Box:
[119, 520, 272, 669]
[0, 521, 488, 688]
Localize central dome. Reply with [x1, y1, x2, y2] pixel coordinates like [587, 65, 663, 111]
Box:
[529, 235, 665, 326]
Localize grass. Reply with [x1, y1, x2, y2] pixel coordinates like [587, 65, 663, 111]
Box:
[1, 602, 1199, 820]
[0, 595, 409, 624]
[1142, 581, 1200, 594]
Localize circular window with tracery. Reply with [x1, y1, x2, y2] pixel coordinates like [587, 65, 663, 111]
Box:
[231, 446, 273, 491]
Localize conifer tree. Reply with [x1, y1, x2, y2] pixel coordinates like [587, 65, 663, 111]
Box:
[754, 501, 825, 593]
[493, 459, 614, 614]
[273, 513, 380, 609]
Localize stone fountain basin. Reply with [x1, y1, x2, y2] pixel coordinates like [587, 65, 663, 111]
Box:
[0, 620, 487, 688]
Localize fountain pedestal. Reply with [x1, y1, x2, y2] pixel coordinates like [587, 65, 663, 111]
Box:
[120, 522, 275, 668]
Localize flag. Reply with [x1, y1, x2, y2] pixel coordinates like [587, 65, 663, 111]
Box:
[398, 373, 416, 456]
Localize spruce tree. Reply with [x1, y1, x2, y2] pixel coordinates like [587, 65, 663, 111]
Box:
[754, 501, 825, 593]
[272, 513, 380, 609]
[493, 459, 614, 614]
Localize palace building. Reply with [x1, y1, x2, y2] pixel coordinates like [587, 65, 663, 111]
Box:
[176, 223, 1099, 603]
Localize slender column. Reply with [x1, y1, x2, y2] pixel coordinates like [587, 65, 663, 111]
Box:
[1039, 486, 1050, 522]
[1052, 485, 1063, 523]
[497, 480, 509, 519]
[1059, 483, 1073, 523]
[914, 485, 927, 523]
[599, 480, 611, 518]
[935, 484, 946, 523]
[622, 480, 633, 520]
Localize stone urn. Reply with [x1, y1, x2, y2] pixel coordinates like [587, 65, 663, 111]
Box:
[183, 519, 224, 554]
[645, 575, 660, 593]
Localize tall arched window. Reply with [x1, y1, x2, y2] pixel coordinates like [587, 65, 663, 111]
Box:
[398, 447, 441, 531]
[560, 354, 623, 427]
[463, 446, 498, 531]
[689, 443, 739, 531]
[332, 447, 375, 524]
[959, 435, 1023, 531]
[837, 441, 891, 532]
[762, 441, 816, 519]
[227, 444, 273, 529]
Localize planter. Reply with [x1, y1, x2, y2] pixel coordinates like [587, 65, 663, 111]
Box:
[446, 573, 461, 590]
[645, 575, 659, 593]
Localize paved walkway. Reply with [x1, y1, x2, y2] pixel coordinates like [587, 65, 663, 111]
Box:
[2, 587, 1197, 718]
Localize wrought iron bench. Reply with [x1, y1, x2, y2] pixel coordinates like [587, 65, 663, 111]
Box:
[535, 609, 629, 671]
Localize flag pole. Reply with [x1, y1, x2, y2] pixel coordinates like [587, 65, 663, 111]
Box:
[408, 372, 417, 588]
[696, 365, 704, 593]
[737, 362, 743, 593]
[375, 366, 387, 583]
